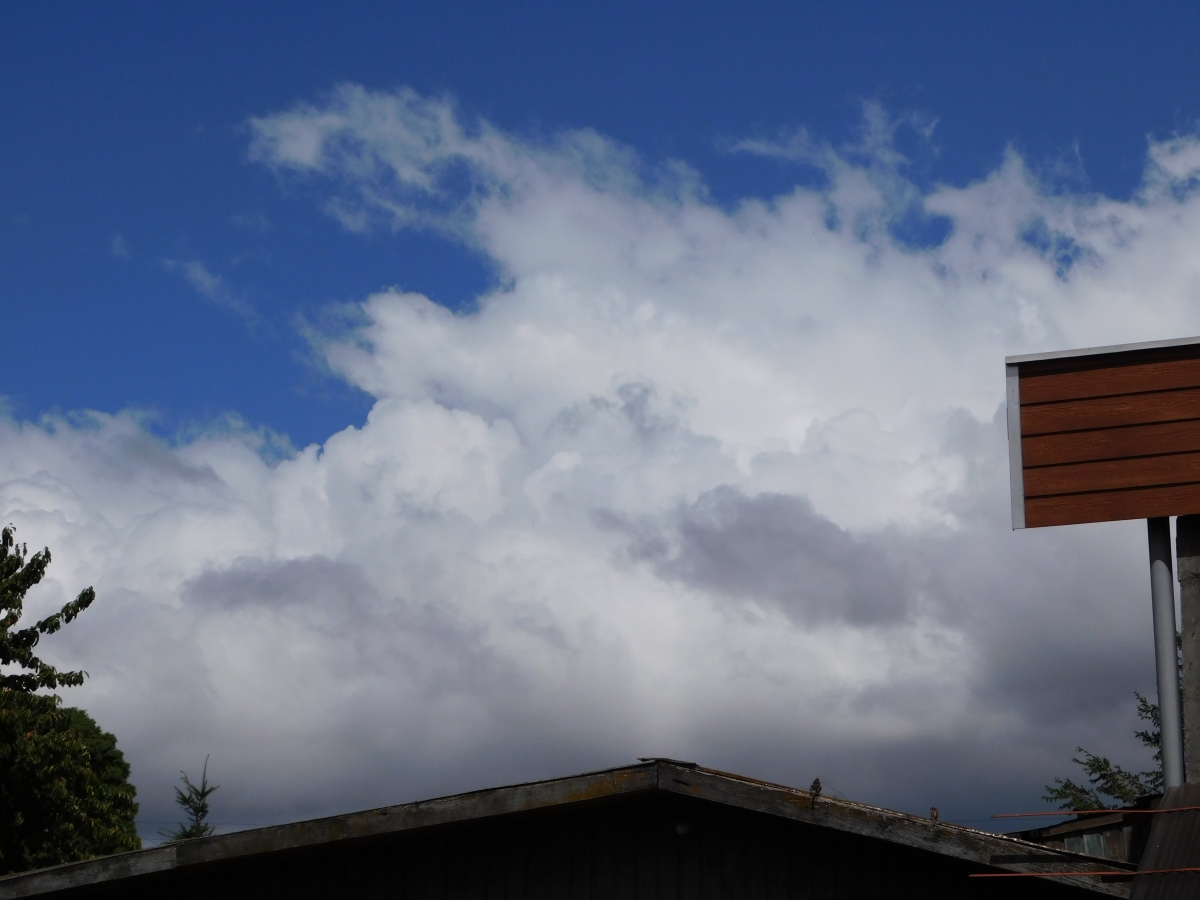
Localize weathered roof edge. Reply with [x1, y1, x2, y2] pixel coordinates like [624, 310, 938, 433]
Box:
[0, 760, 1127, 898]
[669, 766, 1128, 895]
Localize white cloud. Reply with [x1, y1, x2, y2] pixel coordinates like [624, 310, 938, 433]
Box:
[8, 87, 1200, 834]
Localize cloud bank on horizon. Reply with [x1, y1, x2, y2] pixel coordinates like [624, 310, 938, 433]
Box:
[6, 84, 1200, 829]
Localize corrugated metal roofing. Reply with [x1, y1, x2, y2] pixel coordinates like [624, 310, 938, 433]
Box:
[1130, 783, 1200, 899]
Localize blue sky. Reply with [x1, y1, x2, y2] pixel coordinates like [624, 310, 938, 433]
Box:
[6, 1, 1200, 837]
[6, 2, 1200, 446]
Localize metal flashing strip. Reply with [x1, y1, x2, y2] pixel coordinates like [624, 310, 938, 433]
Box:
[1005, 335, 1200, 366]
[1006, 363, 1025, 529]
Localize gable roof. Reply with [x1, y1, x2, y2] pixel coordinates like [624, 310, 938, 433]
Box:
[0, 759, 1128, 898]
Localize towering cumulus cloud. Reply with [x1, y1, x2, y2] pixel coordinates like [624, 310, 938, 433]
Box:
[8, 85, 1200, 827]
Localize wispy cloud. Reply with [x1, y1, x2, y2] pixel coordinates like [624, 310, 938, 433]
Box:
[729, 102, 938, 168]
[110, 232, 131, 259]
[230, 212, 272, 232]
[165, 259, 262, 330]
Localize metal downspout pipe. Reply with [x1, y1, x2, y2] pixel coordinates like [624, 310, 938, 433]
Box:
[1149, 517, 1185, 788]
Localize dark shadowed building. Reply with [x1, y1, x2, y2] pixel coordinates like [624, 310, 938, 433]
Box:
[0, 760, 1131, 899]
[1014, 797, 1160, 866]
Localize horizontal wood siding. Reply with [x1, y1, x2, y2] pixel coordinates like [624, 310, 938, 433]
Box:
[1024, 451, 1200, 496]
[1018, 346, 1200, 527]
[1019, 356, 1200, 404]
[1022, 420, 1200, 467]
[1021, 389, 1200, 435]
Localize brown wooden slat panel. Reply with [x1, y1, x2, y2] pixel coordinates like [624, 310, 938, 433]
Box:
[1025, 482, 1200, 527]
[1020, 387, 1200, 435]
[1022, 419, 1200, 466]
[1024, 450, 1200, 497]
[1020, 356, 1200, 403]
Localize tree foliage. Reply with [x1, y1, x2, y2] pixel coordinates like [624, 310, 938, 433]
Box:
[0, 527, 93, 693]
[1043, 691, 1163, 810]
[0, 526, 140, 874]
[0, 692, 140, 872]
[163, 758, 218, 841]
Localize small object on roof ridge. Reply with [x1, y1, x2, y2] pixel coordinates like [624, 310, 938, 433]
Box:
[930, 807, 939, 822]
[637, 757, 698, 768]
[810, 778, 822, 809]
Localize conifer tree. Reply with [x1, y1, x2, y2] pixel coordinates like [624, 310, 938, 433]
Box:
[1044, 692, 1164, 810]
[163, 758, 218, 840]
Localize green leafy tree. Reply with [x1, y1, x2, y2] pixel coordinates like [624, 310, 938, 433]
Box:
[162, 758, 218, 840]
[1043, 692, 1163, 810]
[0, 526, 140, 874]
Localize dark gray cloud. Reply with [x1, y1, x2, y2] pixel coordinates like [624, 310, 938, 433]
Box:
[918, 518, 1155, 727]
[181, 555, 505, 693]
[600, 486, 912, 625]
[598, 471, 1157, 721]
[184, 555, 374, 611]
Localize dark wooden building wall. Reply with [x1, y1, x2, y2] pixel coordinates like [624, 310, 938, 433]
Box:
[51, 793, 1100, 900]
[1017, 348, 1200, 528]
